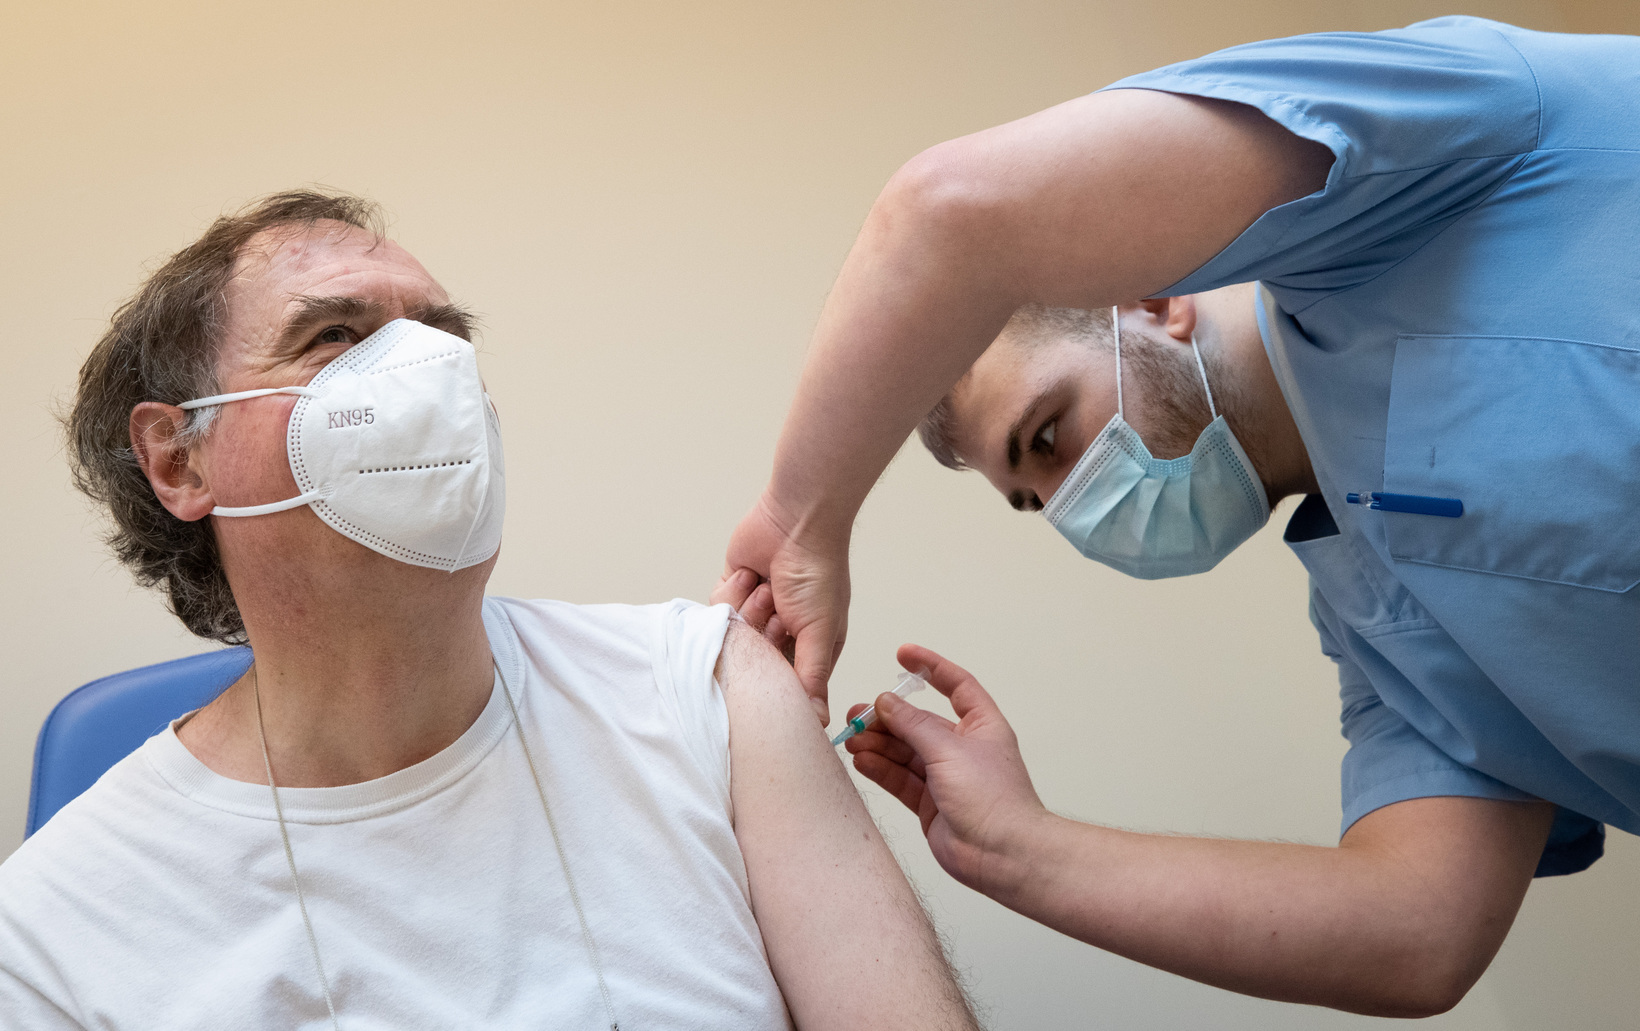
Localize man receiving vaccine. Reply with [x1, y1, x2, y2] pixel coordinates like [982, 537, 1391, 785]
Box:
[0, 190, 978, 1031]
[722, 17, 1640, 1017]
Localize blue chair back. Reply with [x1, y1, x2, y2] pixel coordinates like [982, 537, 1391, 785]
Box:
[26, 648, 253, 837]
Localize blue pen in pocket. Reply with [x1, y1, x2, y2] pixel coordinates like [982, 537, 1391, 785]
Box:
[1345, 491, 1463, 518]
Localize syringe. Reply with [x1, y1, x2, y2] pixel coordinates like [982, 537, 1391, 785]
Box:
[831, 671, 929, 746]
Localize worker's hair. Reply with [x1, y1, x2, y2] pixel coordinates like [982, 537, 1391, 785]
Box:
[65, 189, 386, 644]
[916, 304, 1112, 470]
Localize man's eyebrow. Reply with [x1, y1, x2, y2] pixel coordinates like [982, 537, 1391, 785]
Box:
[277, 296, 479, 347]
[1004, 394, 1050, 471]
[278, 295, 387, 351]
[404, 302, 478, 342]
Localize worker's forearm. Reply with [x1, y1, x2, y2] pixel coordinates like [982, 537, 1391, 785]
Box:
[983, 812, 1492, 1018]
[765, 166, 1018, 535]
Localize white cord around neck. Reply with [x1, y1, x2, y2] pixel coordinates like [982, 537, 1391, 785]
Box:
[251, 659, 621, 1031]
[253, 665, 342, 1031]
[499, 666, 621, 1031]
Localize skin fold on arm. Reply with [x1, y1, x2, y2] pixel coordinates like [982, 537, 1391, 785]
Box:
[848, 644, 1555, 1019]
[717, 620, 980, 1031]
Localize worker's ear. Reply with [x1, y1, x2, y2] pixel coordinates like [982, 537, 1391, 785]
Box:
[130, 403, 216, 522]
[1134, 296, 1199, 343]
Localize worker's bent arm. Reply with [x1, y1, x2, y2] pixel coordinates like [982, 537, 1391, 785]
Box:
[768, 88, 1334, 535]
[853, 646, 1554, 1019]
[996, 795, 1552, 1017]
[719, 620, 979, 1031]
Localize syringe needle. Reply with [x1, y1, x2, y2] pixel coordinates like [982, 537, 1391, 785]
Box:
[831, 671, 929, 747]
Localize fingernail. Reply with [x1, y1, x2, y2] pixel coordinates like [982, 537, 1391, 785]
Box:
[733, 569, 754, 587]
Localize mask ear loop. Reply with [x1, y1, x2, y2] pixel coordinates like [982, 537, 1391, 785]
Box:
[1189, 334, 1218, 420]
[1112, 306, 1124, 419]
[177, 385, 321, 410]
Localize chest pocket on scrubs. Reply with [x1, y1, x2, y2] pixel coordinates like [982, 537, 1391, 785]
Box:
[1382, 334, 1640, 592]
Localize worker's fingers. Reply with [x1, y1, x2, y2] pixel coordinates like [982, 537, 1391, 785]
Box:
[842, 702, 923, 770]
[763, 610, 796, 654]
[845, 727, 920, 770]
[897, 643, 1002, 724]
[793, 619, 839, 723]
[709, 568, 759, 611]
[872, 692, 961, 765]
[851, 750, 930, 820]
[742, 583, 778, 634]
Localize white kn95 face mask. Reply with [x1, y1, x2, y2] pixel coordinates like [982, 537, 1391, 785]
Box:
[175, 318, 506, 571]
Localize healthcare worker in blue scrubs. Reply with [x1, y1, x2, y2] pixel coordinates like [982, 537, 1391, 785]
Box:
[719, 16, 1640, 1017]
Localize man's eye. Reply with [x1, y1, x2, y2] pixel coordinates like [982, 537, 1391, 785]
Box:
[1031, 419, 1057, 454]
[315, 325, 357, 346]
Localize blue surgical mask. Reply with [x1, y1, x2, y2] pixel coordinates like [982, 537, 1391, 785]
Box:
[1041, 308, 1269, 579]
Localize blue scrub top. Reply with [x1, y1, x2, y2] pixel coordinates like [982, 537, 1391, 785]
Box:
[1109, 16, 1640, 875]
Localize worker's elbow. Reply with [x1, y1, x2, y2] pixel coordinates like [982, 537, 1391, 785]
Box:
[875, 139, 1002, 245]
[1362, 945, 1487, 1019]
[1374, 979, 1469, 1020]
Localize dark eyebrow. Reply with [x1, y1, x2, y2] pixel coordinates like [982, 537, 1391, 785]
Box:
[404, 302, 478, 342]
[277, 296, 479, 349]
[1004, 394, 1051, 471]
[278, 295, 387, 352]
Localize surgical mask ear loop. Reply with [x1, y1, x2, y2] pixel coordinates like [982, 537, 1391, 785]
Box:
[1115, 308, 1219, 422]
[1189, 334, 1219, 420]
[1112, 305, 1124, 420]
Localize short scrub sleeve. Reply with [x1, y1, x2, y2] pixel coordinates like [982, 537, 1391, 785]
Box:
[1313, 590, 1604, 877]
[651, 599, 736, 806]
[1105, 16, 1543, 309]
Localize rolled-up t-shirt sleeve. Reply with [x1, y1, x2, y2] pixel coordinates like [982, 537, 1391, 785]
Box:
[652, 599, 736, 807]
[1103, 16, 1543, 307]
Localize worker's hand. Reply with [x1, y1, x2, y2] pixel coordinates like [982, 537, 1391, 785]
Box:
[710, 568, 796, 657]
[723, 492, 850, 723]
[845, 644, 1050, 896]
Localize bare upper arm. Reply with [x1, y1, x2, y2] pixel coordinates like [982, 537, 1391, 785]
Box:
[885, 87, 1334, 306]
[716, 619, 977, 1031]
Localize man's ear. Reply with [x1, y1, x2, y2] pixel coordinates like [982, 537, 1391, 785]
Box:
[130, 403, 215, 522]
[1133, 296, 1199, 343]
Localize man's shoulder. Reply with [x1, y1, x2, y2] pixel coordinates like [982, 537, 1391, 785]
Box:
[1, 744, 176, 905]
[484, 595, 721, 641]
[483, 595, 731, 682]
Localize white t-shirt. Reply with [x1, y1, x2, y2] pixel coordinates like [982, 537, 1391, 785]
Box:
[0, 597, 794, 1030]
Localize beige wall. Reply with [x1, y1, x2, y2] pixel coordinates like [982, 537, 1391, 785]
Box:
[4, 1, 1637, 1027]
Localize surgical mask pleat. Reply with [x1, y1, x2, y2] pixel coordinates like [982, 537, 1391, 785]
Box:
[1042, 309, 1269, 579]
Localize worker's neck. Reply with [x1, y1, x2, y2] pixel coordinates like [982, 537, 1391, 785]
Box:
[177, 551, 496, 789]
[1217, 322, 1319, 506]
[1249, 388, 1320, 505]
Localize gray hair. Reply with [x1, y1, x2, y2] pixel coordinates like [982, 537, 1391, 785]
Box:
[916, 304, 1112, 470]
[66, 189, 385, 644]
